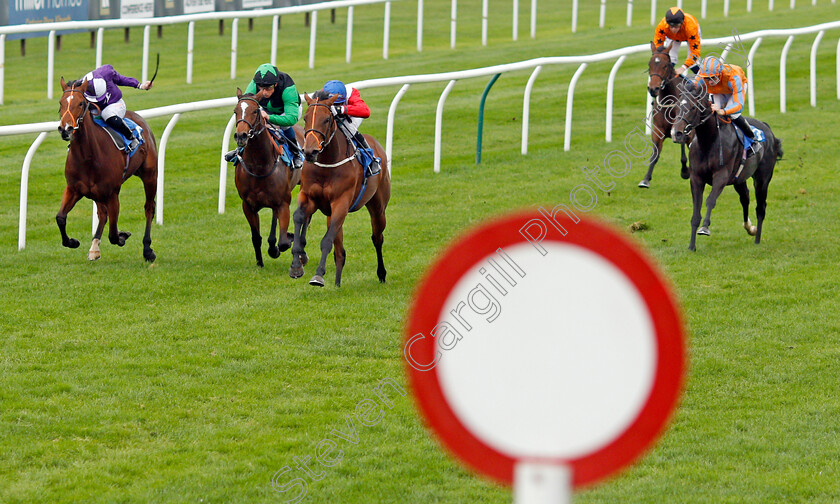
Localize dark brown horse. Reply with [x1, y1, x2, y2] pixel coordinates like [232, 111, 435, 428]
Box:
[56, 77, 158, 262]
[672, 81, 783, 251]
[640, 42, 691, 188]
[233, 89, 303, 267]
[288, 91, 391, 287]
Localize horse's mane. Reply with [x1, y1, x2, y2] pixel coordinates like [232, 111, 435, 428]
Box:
[312, 89, 331, 101]
[241, 92, 256, 98]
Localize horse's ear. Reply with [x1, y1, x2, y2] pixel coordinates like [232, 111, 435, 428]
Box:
[650, 41, 656, 53]
[79, 78, 88, 92]
[304, 93, 313, 105]
[325, 95, 338, 106]
[665, 41, 673, 53]
[60, 76, 67, 91]
[236, 87, 243, 99]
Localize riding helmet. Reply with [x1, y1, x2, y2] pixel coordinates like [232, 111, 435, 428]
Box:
[323, 80, 348, 104]
[665, 7, 685, 26]
[697, 56, 724, 78]
[253, 64, 280, 87]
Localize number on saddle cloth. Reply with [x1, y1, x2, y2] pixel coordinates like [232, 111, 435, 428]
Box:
[92, 116, 145, 155]
[733, 122, 766, 151]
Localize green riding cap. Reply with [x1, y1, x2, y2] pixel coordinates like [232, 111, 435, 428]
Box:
[244, 64, 300, 128]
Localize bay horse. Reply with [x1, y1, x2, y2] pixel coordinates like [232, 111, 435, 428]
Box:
[288, 91, 391, 287]
[56, 77, 158, 262]
[233, 88, 303, 267]
[640, 41, 691, 188]
[671, 80, 783, 251]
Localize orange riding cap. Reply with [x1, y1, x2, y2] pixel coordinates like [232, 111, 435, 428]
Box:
[653, 9, 701, 68]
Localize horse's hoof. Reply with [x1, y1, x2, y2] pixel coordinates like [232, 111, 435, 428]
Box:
[744, 220, 757, 236]
[144, 250, 156, 262]
[268, 246, 280, 259]
[637, 180, 650, 189]
[65, 238, 80, 249]
[697, 227, 710, 236]
[688, 246, 696, 252]
[256, 261, 264, 268]
[300, 254, 309, 266]
[309, 275, 325, 287]
[118, 231, 132, 247]
[88, 251, 100, 261]
[289, 265, 304, 279]
[277, 243, 290, 253]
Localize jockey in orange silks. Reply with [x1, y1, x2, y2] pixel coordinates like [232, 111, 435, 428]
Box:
[653, 7, 702, 76]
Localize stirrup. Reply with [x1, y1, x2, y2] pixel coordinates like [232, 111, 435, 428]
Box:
[128, 137, 141, 152]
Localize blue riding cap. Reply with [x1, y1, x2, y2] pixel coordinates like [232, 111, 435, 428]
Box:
[323, 80, 347, 104]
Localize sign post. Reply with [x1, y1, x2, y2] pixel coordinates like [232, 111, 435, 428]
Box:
[405, 211, 686, 501]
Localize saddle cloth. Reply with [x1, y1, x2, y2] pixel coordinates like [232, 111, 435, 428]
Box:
[92, 116, 145, 156]
[733, 121, 766, 153]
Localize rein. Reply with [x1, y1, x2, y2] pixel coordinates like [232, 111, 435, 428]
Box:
[304, 102, 337, 154]
[61, 87, 90, 133]
[239, 154, 282, 179]
[236, 96, 266, 140]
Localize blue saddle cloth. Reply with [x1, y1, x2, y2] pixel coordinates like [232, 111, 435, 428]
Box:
[733, 121, 766, 152]
[92, 116, 144, 157]
[349, 137, 380, 178]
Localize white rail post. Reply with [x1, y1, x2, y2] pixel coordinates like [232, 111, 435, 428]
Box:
[651, 0, 657, 25]
[0, 34, 5, 105]
[230, 18, 238, 79]
[142, 25, 151, 83]
[91, 201, 97, 237]
[522, 65, 542, 154]
[450, 0, 457, 48]
[417, 0, 424, 52]
[512, 0, 519, 41]
[701, 0, 707, 18]
[18, 132, 49, 251]
[810, 30, 825, 107]
[157, 114, 181, 225]
[747, 37, 762, 116]
[96, 27, 104, 68]
[564, 63, 587, 151]
[571, 0, 578, 33]
[271, 15, 279, 66]
[386, 84, 410, 174]
[836, 37, 840, 100]
[346, 6, 354, 63]
[780, 35, 794, 113]
[309, 10, 318, 69]
[790, 0, 795, 7]
[187, 21, 195, 84]
[482, 0, 488, 46]
[606, 55, 627, 142]
[645, 90, 653, 135]
[677, 0, 682, 7]
[47, 30, 55, 99]
[219, 114, 236, 214]
[599, 0, 606, 28]
[530, 0, 536, 38]
[434, 80, 456, 173]
[383, 1, 391, 59]
[724, 0, 730, 16]
[721, 43, 733, 62]
[747, 0, 753, 12]
[769, 0, 775, 11]
[626, 0, 633, 27]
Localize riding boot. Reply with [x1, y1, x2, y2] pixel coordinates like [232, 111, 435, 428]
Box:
[352, 131, 380, 175]
[224, 148, 242, 163]
[105, 116, 140, 152]
[732, 115, 757, 158]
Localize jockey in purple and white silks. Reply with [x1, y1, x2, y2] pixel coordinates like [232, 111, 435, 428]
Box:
[79, 65, 152, 151]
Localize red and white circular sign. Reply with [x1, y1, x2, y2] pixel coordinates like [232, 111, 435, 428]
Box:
[404, 210, 686, 488]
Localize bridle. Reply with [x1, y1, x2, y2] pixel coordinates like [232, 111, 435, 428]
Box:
[235, 96, 266, 142]
[60, 86, 90, 134]
[676, 90, 715, 137]
[304, 102, 337, 153]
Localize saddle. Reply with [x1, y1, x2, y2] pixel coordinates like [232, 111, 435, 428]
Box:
[729, 120, 766, 182]
[92, 116, 144, 156]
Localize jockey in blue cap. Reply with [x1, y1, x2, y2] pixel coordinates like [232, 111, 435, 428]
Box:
[322, 79, 380, 173]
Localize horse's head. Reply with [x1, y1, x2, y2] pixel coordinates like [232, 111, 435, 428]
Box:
[302, 91, 339, 162]
[671, 81, 710, 144]
[648, 41, 675, 98]
[234, 88, 264, 148]
[58, 77, 89, 141]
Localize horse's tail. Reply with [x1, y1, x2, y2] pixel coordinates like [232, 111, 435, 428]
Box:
[774, 137, 784, 160]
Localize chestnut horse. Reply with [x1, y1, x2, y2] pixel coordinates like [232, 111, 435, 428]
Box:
[233, 89, 303, 267]
[288, 91, 390, 287]
[56, 77, 158, 262]
[640, 42, 691, 188]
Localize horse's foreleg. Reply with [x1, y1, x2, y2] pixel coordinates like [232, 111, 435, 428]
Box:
[733, 182, 757, 236]
[141, 170, 156, 262]
[688, 178, 704, 251]
[56, 186, 82, 249]
[753, 173, 770, 245]
[367, 200, 387, 283]
[106, 194, 131, 247]
[289, 196, 315, 279]
[242, 201, 264, 267]
[267, 210, 280, 259]
[332, 226, 346, 287]
[699, 173, 728, 236]
[311, 200, 350, 288]
[277, 198, 293, 253]
[88, 202, 108, 261]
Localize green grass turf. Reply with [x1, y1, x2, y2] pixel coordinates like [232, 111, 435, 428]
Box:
[1, 1, 840, 502]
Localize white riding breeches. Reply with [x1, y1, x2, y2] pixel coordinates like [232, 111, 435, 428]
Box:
[100, 99, 127, 121]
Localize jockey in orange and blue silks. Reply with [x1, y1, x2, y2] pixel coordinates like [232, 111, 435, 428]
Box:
[322, 79, 380, 173]
[696, 56, 757, 153]
[77, 65, 153, 151]
[653, 7, 702, 76]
